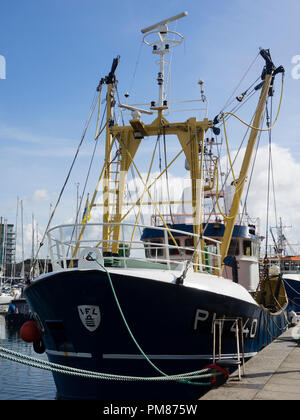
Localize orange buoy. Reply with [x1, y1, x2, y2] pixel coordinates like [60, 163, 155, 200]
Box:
[20, 321, 42, 343]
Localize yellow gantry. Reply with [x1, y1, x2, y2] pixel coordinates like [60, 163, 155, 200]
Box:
[101, 90, 213, 263]
[71, 49, 283, 274]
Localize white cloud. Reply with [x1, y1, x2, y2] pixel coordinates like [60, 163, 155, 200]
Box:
[224, 143, 300, 252]
[13, 142, 300, 261]
[33, 189, 50, 202]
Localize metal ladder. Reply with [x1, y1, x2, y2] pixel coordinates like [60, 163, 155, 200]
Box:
[212, 317, 246, 380]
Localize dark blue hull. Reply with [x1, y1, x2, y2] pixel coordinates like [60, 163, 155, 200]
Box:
[24, 269, 288, 400]
[283, 278, 300, 312]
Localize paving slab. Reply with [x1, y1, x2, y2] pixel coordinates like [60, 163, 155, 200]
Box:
[200, 326, 300, 400]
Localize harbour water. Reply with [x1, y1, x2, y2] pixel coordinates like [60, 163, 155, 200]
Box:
[0, 315, 56, 400]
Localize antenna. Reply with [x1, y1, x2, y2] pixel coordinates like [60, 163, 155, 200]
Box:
[141, 12, 187, 108]
[141, 11, 188, 34]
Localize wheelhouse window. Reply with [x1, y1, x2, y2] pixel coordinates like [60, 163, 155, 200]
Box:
[252, 241, 258, 258]
[145, 239, 164, 258]
[243, 240, 252, 256]
[184, 238, 194, 255]
[168, 238, 180, 255]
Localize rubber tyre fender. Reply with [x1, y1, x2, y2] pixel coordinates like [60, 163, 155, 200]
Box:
[33, 339, 46, 354]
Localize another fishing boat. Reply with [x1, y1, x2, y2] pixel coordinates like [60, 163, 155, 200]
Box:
[24, 12, 288, 400]
[264, 218, 300, 312]
[5, 298, 31, 328]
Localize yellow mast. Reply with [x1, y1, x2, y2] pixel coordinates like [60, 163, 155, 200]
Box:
[70, 58, 119, 263]
[219, 49, 284, 267]
[102, 83, 114, 255]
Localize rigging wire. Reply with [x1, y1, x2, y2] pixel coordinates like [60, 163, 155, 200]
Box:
[238, 112, 265, 240]
[128, 41, 144, 99]
[270, 145, 278, 235]
[30, 91, 99, 279]
[115, 84, 145, 230]
[223, 73, 284, 132]
[264, 96, 273, 258]
[220, 53, 260, 112]
[210, 110, 255, 224]
[222, 89, 257, 124]
[67, 95, 107, 256]
[164, 20, 178, 115]
[268, 84, 279, 240]
[178, 97, 267, 281]
[162, 122, 175, 224]
[129, 136, 160, 247]
[214, 110, 266, 258]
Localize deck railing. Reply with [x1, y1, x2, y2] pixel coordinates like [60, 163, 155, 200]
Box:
[46, 222, 222, 275]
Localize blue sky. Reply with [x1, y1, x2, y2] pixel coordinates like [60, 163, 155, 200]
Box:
[1, 0, 300, 258]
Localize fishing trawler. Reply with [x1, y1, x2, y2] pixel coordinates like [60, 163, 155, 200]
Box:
[24, 12, 288, 400]
[263, 219, 300, 312]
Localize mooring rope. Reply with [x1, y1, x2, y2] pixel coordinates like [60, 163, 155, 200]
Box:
[0, 345, 222, 383]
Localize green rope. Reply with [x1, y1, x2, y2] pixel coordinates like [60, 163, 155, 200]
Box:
[95, 260, 212, 386]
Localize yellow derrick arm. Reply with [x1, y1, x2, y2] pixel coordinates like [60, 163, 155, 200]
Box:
[219, 49, 285, 269]
[219, 55, 280, 269]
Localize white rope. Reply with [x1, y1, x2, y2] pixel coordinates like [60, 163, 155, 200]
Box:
[0, 346, 221, 382]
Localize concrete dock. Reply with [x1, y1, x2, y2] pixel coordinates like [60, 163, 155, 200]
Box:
[200, 325, 300, 400]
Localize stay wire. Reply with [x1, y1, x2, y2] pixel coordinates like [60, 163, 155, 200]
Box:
[220, 53, 260, 113]
[162, 122, 175, 225]
[219, 110, 266, 258]
[128, 41, 144, 97]
[67, 102, 108, 257]
[182, 103, 263, 277]
[223, 89, 257, 124]
[30, 91, 99, 278]
[269, 96, 278, 236]
[264, 97, 273, 258]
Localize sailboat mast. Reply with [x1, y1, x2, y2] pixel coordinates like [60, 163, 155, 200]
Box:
[31, 214, 35, 263]
[21, 200, 25, 279]
[12, 197, 19, 281]
[220, 49, 283, 266]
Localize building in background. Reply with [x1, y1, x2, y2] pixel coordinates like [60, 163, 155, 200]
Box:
[0, 217, 15, 273]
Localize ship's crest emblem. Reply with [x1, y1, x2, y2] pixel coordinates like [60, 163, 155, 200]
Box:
[78, 305, 101, 332]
